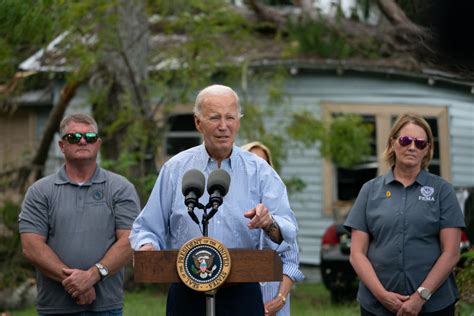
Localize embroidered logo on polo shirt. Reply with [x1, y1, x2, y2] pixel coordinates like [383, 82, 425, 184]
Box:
[93, 190, 104, 200]
[419, 186, 435, 201]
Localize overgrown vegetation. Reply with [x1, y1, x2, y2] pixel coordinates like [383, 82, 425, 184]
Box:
[456, 249, 474, 305]
[0, 201, 32, 291]
[288, 112, 373, 168]
[286, 16, 382, 59]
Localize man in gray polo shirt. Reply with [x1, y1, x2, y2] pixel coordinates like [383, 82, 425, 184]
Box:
[19, 113, 140, 315]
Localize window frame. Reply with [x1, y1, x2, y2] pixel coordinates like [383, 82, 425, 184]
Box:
[157, 105, 202, 165]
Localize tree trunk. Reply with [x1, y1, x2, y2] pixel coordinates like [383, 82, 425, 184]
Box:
[92, 0, 149, 155]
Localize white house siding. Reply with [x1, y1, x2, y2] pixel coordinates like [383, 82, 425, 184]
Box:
[245, 72, 474, 265]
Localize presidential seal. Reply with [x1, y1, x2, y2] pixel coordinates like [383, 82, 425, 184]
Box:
[177, 236, 231, 292]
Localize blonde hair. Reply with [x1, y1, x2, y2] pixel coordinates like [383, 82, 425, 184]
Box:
[383, 113, 434, 170]
[241, 141, 273, 167]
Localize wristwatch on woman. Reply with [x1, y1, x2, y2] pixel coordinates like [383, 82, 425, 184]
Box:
[417, 287, 431, 301]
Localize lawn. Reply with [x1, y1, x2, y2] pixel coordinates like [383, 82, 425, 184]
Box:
[6, 283, 357, 316]
[5, 283, 474, 315]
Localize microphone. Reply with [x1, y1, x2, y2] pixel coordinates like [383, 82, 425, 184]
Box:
[206, 169, 231, 219]
[181, 169, 205, 224]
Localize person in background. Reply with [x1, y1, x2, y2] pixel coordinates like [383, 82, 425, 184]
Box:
[129, 84, 298, 316]
[19, 113, 141, 315]
[241, 141, 304, 316]
[345, 113, 465, 316]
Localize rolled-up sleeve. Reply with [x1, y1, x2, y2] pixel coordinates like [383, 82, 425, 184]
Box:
[262, 170, 297, 244]
[129, 165, 174, 250]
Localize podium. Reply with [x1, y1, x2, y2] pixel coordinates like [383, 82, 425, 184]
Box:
[134, 248, 282, 315]
[134, 248, 282, 284]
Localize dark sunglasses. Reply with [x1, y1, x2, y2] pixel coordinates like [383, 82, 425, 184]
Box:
[398, 136, 428, 150]
[62, 132, 99, 144]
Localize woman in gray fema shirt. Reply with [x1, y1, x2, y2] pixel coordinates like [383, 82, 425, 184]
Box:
[345, 113, 465, 316]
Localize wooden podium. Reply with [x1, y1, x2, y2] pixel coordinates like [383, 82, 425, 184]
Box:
[134, 248, 283, 284]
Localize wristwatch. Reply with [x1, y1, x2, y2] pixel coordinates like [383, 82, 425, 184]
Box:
[417, 287, 431, 301]
[95, 263, 109, 281]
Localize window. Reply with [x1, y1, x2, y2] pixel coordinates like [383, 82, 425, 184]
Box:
[321, 103, 450, 214]
[165, 113, 202, 156]
[336, 115, 377, 201]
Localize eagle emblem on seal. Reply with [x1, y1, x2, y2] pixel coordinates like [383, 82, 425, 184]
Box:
[191, 250, 217, 278]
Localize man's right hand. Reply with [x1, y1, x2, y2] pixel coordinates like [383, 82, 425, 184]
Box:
[62, 267, 99, 298]
[139, 243, 156, 251]
[75, 287, 96, 305]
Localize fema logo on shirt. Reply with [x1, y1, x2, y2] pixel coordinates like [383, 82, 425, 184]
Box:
[419, 186, 435, 201]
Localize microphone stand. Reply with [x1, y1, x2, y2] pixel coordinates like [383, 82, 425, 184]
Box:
[200, 203, 220, 316]
[187, 201, 221, 316]
[201, 203, 219, 237]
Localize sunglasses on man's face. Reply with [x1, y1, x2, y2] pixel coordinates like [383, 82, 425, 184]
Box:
[62, 132, 99, 144]
[398, 136, 428, 150]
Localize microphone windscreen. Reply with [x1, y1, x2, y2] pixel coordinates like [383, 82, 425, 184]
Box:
[207, 169, 231, 196]
[181, 169, 205, 197]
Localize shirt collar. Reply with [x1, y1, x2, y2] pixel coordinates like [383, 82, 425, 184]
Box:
[384, 169, 396, 185]
[54, 165, 105, 185]
[384, 168, 429, 186]
[197, 144, 236, 172]
[414, 169, 429, 186]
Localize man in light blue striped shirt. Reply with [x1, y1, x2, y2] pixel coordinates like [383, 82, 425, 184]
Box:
[129, 84, 298, 315]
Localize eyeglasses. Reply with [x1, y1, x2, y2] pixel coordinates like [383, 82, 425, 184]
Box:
[62, 132, 99, 144]
[398, 136, 428, 150]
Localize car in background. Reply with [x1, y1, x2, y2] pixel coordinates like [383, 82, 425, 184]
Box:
[320, 200, 472, 302]
[320, 221, 357, 302]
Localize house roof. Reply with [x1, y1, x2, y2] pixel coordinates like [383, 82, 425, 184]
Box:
[18, 12, 474, 94]
[16, 88, 53, 106]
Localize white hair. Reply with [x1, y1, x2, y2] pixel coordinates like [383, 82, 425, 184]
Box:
[194, 84, 241, 116]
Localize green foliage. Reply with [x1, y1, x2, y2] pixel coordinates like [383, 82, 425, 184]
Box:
[321, 114, 373, 167]
[150, 0, 251, 86]
[239, 101, 267, 141]
[267, 68, 288, 107]
[284, 176, 307, 196]
[287, 18, 353, 58]
[288, 112, 372, 168]
[0, 0, 64, 81]
[0, 201, 33, 291]
[456, 249, 474, 304]
[287, 111, 325, 146]
[286, 16, 381, 59]
[239, 101, 287, 173]
[53, 0, 252, 201]
[101, 152, 157, 203]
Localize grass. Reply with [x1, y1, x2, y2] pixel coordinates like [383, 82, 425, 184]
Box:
[5, 283, 473, 316]
[290, 283, 359, 315]
[6, 283, 356, 316]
